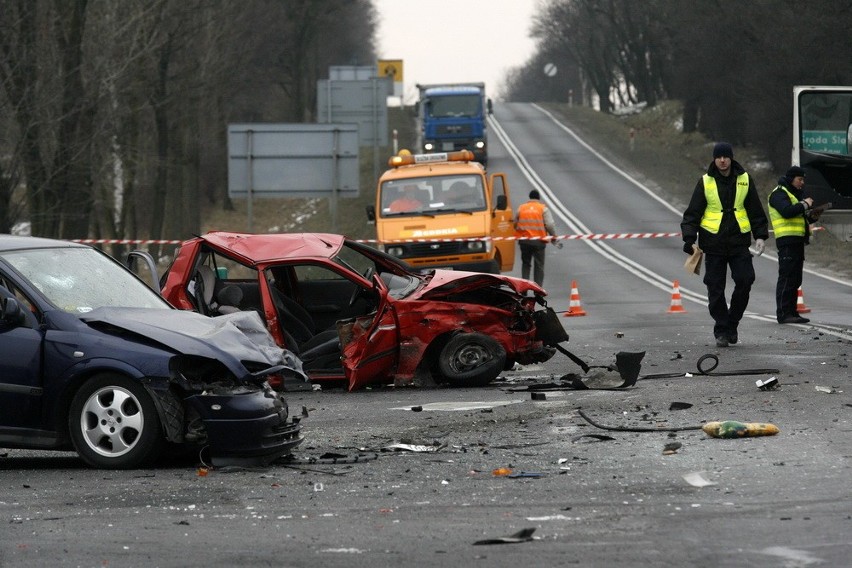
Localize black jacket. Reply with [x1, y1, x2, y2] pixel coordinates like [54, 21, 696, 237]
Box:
[681, 159, 769, 254]
[768, 177, 814, 246]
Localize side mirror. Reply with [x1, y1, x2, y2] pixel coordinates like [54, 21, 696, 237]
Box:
[365, 205, 376, 224]
[487, 98, 493, 115]
[495, 194, 507, 211]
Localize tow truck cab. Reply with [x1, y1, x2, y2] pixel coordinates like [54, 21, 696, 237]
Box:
[366, 150, 515, 274]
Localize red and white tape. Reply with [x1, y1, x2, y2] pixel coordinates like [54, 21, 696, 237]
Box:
[73, 232, 683, 246]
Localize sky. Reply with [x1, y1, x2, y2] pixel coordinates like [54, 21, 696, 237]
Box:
[373, 0, 541, 103]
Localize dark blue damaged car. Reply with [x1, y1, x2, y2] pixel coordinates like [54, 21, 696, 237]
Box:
[0, 235, 304, 469]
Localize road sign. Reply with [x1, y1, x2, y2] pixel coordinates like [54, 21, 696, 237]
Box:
[378, 59, 403, 82]
[227, 124, 359, 199]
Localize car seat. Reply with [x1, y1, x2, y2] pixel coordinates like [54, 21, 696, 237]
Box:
[269, 285, 341, 369]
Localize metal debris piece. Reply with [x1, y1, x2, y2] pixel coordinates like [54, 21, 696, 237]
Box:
[473, 528, 537, 545]
[669, 402, 693, 411]
[756, 377, 779, 391]
[571, 433, 616, 443]
[383, 442, 445, 453]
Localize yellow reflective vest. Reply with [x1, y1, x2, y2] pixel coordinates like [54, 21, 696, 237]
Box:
[700, 173, 751, 234]
[768, 186, 806, 238]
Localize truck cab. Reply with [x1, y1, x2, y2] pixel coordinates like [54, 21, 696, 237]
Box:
[417, 83, 489, 164]
[366, 150, 515, 274]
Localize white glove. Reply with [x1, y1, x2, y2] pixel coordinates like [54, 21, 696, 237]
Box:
[754, 239, 765, 256]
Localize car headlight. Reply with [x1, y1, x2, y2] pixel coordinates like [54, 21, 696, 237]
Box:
[387, 246, 405, 257]
[463, 240, 489, 253]
[424, 142, 434, 151]
[475, 140, 486, 149]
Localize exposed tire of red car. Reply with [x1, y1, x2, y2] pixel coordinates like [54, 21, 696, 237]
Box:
[438, 332, 507, 387]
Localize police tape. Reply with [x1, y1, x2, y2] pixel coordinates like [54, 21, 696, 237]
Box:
[73, 232, 683, 246]
[364, 232, 683, 244]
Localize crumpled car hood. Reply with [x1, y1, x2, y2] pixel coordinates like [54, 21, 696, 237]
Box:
[80, 308, 304, 381]
[412, 269, 545, 300]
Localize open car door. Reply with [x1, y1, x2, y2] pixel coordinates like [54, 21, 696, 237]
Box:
[338, 275, 399, 391]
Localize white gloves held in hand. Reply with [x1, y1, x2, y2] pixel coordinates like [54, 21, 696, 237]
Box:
[754, 238, 765, 256]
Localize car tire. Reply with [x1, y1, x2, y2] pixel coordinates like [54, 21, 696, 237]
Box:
[68, 374, 165, 469]
[438, 332, 506, 387]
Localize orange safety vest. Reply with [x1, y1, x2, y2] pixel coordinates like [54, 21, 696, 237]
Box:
[515, 201, 547, 238]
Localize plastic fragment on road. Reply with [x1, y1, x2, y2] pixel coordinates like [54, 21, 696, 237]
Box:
[473, 528, 537, 545]
[492, 467, 513, 476]
[702, 420, 779, 438]
[683, 471, 717, 487]
[815, 385, 840, 394]
[506, 471, 545, 478]
[756, 377, 779, 391]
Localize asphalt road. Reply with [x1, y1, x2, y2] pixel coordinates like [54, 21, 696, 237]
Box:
[2, 103, 851, 567]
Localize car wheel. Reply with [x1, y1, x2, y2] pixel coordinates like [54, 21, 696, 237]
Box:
[68, 374, 165, 469]
[438, 332, 506, 387]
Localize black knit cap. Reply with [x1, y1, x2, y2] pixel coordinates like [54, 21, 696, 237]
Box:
[713, 142, 733, 159]
[529, 190, 541, 199]
[785, 166, 806, 180]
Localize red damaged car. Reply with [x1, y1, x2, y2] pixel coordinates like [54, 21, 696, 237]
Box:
[160, 232, 566, 391]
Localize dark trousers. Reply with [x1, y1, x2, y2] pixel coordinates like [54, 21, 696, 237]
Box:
[776, 241, 805, 321]
[519, 241, 547, 286]
[703, 252, 755, 338]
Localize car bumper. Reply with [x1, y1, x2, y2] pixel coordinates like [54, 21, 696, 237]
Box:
[185, 389, 304, 466]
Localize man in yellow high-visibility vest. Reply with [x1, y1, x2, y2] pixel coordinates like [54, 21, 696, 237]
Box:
[768, 166, 824, 324]
[681, 142, 769, 348]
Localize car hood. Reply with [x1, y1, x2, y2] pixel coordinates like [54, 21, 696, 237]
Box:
[412, 269, 545, 300]
[80, 308, 303, 381]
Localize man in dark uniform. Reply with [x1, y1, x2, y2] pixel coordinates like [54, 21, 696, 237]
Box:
[768, 166, 824, 324]
[681, 142, 770, 348]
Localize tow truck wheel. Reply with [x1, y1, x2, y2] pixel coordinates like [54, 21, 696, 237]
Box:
[438, 332, 506, 387]
[68, 374, 164, 469]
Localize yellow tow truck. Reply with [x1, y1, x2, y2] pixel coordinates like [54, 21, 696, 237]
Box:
[366, 150, 515, 273]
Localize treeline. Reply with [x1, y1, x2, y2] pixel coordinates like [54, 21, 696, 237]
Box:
[0, 0, 376, 241]
[504, 0, 852, 171]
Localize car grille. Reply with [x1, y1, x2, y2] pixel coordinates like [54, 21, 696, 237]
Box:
[404, 241, 464, 257]
[436, 124, 473, 136]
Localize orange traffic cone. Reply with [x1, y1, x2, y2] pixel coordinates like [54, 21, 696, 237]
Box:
[564, 280, 587, 317]
[667, 280, 686, 313]
[796, 286, 811, 313]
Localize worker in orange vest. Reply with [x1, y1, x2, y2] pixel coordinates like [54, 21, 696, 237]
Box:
[515, 190, 559, 286]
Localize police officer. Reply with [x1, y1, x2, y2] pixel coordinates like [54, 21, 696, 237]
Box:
[768, 166, 822, 324]
[681, 142, 769, 347]
[515, 189, 558, 286]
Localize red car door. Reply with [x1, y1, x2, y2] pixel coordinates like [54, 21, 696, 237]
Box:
[339, 276, 399, 391]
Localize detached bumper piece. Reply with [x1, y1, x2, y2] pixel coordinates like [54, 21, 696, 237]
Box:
[186, 389, 304, 467]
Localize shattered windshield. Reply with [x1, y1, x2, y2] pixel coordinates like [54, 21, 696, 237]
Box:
[2, 247, 171, 313]
[379, 175, 486, 217]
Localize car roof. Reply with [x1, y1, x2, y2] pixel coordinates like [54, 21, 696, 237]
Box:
[198, 232, 346, 264]
[0, 234, 87, 253]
